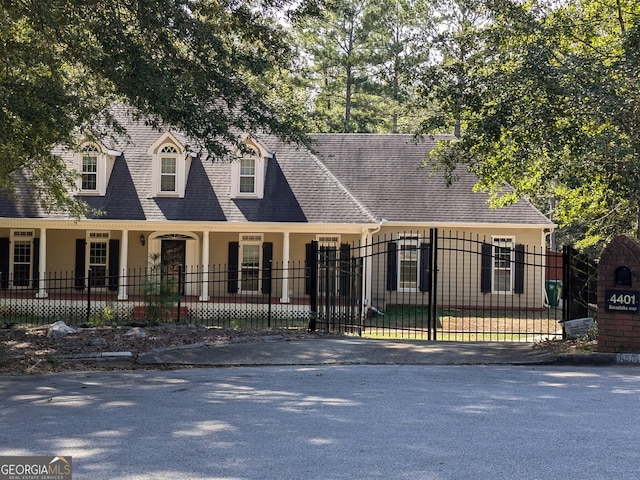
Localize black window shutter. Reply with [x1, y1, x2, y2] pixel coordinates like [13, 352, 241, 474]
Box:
[75, 239, 86, 290]
[339, 243, 351, 297]
[108, 239, 120, 291]
[228, 241, 239, 293]
[0, 238, 9, 290]
[514, 244, 525, 294]
[305, 242, 312, 295]
[481, 242, 492, 293]
[386, 241, 398, 291]
[31, 238, 40, 289]
[419, 242, 431, 292]
[261, 242, 273, 295]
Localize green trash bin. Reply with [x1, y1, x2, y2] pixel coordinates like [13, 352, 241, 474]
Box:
[545, 280, 562, 307]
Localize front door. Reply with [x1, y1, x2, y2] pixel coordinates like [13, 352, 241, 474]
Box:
[161, 240, 186, 294]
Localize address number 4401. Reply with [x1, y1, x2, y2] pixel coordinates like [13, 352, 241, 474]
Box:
[609, 293, 637, 305]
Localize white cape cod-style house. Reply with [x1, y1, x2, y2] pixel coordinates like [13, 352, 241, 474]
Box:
[0, 113, 555, 324]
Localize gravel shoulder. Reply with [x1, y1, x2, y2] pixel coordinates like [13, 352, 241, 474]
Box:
[0, 324, 595, 375]
[0, 324, 315, 375]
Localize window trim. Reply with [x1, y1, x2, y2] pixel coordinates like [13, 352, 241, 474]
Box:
[75, 142, 110, 195]
[230, 138, 270, 199]
[159, 146, 179, 194]
[87, 231, 110, 288]
[148, 133, 189, 198]
[491, 236, 515, 294]
[10, 230, 34, 288]
[239, 157, 257, 195]
[316, 235, 341, 248]
[81, 145, 99, 192]
[239, 234, 263, 293]
[397, 235, 420, 292]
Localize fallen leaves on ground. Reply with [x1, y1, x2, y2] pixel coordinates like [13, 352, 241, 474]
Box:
[533, 337, 597, 355]
[0, 324, 312, 375]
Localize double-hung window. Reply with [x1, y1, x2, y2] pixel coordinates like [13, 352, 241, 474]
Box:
[11, 230, 33, 287]
[398, 236, 419, 291]
[160, 146, 178, 193]
[240, 234, 262, 292]
[386, 235, 431, 292]
[231, 141, 267, 199]
[228, 235, 273, 295]
[88, 232, 109, 287]
[149, 134, 189, 198]
[239, 157, 256, 194]
[81, 145, 99, 191]
[75, 141, 118, 196]
[317, 236, 340, 295]
[492, 237, 514, 293]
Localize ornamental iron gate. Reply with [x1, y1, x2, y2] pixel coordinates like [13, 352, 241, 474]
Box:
[562, 246, 597, 322]
[308, 240, 364, 334]
[310, 229, 591, 341]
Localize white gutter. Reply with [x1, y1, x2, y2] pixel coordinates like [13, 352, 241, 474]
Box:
[361, 223, 383, 320]
[542, 229, 555, 308]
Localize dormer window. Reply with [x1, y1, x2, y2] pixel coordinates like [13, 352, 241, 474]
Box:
[231, 137, 271, 199]
[81, 145, 99, 191]
[74, 141, 117, 196]
[160, 146, 178, 193]
[149, 133, 191, 198]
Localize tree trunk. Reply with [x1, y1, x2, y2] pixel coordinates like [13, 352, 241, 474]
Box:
[616, 0, 625, 34]
[345, 65, 353, 131]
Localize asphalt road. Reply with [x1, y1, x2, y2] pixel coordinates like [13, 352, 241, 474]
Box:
[1, 365, 640, 480]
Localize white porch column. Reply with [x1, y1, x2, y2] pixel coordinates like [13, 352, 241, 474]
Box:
[36, 228, 48, 298]
[199, 231, 210, 301]
[280, 231, 290, 303]
[361, 228, 377, 317]
[118, 230, 129, 300]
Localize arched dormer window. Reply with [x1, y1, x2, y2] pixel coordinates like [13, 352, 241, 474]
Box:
[231, 137, 271, 199]
[74, 141, 117, 196]
[81, 145, 100, 191]
[148, 133, 191, 198]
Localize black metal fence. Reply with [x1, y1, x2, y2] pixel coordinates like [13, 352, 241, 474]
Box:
[311, 229, 591, 341]
[0, 262, 311, 330]
[1, 229, 598, 342]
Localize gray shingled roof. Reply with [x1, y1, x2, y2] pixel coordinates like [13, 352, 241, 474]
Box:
[308, 133, 554, 226]
[0, 115, 376, 224]
[0, 115, 552, 227]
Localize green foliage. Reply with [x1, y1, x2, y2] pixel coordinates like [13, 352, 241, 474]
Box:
[290, 0, 432, 132]
[143, 254, 181, 323]
[579, 323, 599, 343]
[421, 0, 640, 254]
[1, 0, 310, 215]
[231, 319, 247, 331]
[416, 0, 488, 138]
[88, 303, 117, 327]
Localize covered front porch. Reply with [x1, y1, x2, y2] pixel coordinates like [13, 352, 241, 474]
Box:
[2, 221, 375, 306]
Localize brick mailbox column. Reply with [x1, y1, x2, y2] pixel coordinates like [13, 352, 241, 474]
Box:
[597, 235, 640, 353]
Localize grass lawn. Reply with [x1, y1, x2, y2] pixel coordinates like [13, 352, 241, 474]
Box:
[359, 305, 563, 341]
